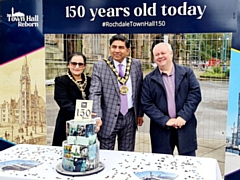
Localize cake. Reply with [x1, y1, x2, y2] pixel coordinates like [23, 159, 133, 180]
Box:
[61, 100, 100, 172]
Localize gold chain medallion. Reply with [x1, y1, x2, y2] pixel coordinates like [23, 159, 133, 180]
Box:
[119, 85, 129, 95]
[67, 70, 87, 99]
[103, 57, 132, 85]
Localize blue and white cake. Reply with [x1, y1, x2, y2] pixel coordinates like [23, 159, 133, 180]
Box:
[62, 120, 99, 172]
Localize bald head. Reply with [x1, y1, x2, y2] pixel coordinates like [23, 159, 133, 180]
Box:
[153, 42, 173, 54]
[152, 42, 173, 72]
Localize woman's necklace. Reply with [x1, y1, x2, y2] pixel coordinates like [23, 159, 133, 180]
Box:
[67, 71, 87, 99]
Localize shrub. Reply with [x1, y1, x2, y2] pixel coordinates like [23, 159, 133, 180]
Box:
[213, 65, 221, 74]
[225, 69, 230, 78]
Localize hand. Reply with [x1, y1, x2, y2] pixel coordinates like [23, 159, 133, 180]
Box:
[166, 118, 178, 129]
[175, 116, 186, 128]
[94, 118, 102, 132]
[166, 118, 176, 126]
[91, 112, 97, 117]
[138, 117, 144, 126]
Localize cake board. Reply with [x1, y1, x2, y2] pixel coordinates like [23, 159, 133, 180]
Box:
[56, 162, 105, 176]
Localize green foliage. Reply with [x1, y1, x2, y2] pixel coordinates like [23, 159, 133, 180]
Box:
[205, 68, 214, 73]
[225, 69, 230, 77]
[186, 33, 231, 63]
[201, 66, 229, 79]
[201, 72, 225, 78]
[212, 65, 221, 74]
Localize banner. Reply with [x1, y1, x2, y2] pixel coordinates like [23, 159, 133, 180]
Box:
[0, 0, 46, 146]
[225, 0, 240, 174]
[43, 0, 237, 34]
[0, 0, 44, 65]
[232, 1, 240, 50]
[226, 1, 240, 154]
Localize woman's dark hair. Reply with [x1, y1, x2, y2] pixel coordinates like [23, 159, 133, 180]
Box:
[67, 52, 87, 65]
[110, 34, 130, 48]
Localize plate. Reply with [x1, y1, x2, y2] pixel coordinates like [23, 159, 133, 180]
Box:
[56, 162, 105, 176]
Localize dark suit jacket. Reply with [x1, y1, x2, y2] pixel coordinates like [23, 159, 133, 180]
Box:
[141, 63, 202, 154]
[89, 57, 143, 138]
[52, 74, 91, 146]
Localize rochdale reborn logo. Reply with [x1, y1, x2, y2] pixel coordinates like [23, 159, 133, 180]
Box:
[6, 7, 39, 27]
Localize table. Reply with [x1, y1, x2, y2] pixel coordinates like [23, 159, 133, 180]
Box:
[0, 144, 222, 180]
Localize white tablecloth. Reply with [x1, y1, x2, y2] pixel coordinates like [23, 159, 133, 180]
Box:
[0, 144, 222, 180]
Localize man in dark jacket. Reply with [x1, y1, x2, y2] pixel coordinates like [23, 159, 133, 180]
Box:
[141, 42, 202, 156]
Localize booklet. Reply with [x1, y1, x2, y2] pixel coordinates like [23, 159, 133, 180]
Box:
[134, 170, 178, 180]
[0, 160, 42, 171]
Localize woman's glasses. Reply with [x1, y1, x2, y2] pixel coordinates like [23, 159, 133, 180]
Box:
[70, 62, 85, 67]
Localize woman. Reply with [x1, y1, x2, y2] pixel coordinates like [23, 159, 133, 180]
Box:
[52, 52, 92, 146]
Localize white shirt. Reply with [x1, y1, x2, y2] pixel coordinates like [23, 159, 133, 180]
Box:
[113, 58, 133, 109]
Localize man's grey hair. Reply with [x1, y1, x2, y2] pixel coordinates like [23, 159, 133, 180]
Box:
[152, 42, 173, 53]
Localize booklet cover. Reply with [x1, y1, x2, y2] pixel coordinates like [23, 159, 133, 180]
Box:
[134, 170, 178, 180]
[0, 160, 42, 171]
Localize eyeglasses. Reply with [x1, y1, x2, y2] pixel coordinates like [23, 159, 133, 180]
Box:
[70, 62, 85, 67]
